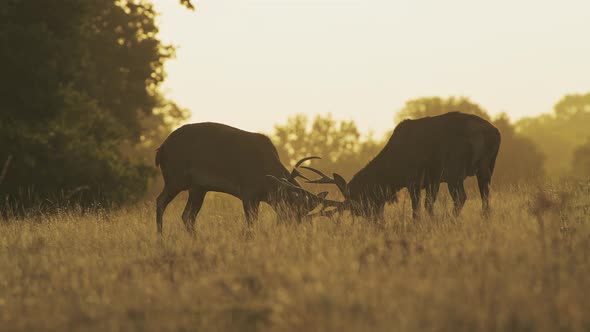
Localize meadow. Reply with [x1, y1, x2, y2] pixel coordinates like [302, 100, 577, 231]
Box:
[1, 181, 589, 332]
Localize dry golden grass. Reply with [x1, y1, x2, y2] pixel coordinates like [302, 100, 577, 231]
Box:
[1, 182, 589, 332]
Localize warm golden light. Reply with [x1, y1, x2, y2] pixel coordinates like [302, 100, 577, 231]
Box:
[153, 0, 590, 135]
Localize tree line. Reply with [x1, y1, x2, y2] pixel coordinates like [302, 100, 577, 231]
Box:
[1, 0, 588, 209]
[272, 95, 590, 185]
[0, 0, 188, 208]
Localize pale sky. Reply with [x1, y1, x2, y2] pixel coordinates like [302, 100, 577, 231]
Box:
[152, 0, 590, 136]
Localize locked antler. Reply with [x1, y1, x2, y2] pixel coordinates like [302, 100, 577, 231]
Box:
[300, 166, 336, 184]
[267, 175, 343, 208]
[287, 156, 321, 181]
[301, 165, 349, 198]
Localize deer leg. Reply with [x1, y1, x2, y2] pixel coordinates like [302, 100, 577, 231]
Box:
[408, 185, 421, 220]
[477, 169, 492, 218]
[242, 199, 260, 225]
[182, 189, 207, 233]
[425, 182, 440, 217]
[449, 181, 467, 217]
[156, 187, 180, 236]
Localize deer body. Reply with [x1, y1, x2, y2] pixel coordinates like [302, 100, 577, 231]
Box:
[307, 112, 501, 220]
[155, 122, 328, 235]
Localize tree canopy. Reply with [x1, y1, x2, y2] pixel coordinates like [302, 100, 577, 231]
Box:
[179, 0, 195, 10]
[271, 101, 547, 185]
[517, 92, 590, 175]
[0, 0, 187, 207]
[271, 114, 382, 180]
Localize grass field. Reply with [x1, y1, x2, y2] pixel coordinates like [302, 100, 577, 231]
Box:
[1, 181, 589, 332]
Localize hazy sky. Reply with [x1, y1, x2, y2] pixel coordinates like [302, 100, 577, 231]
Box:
[152, 0, 590, 136]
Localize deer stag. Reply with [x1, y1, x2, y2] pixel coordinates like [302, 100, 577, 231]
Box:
[300, 112, 501, 220]
[155, 122, 339, 235]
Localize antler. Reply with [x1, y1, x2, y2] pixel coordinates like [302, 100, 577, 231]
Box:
[300, 166, 336, 184]
[287, 156, 321, 181]
[301, 166, 349, 198]
[267, 175, 343, 208]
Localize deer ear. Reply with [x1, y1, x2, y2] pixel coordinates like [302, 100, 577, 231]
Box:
[332, 173, 349, 198]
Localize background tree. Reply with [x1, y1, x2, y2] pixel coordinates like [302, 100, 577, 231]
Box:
[517, 92, 590, 175]
[395, 97, 545, 184]
[271, 114, 382, 179]
[0, 0, 187, 207]
[492, 114, 545, 183]
[179, 0, 195, 10]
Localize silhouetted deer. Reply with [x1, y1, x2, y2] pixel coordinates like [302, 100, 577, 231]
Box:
[300, 112, 501, 220]
[155, 122, 338, 235]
